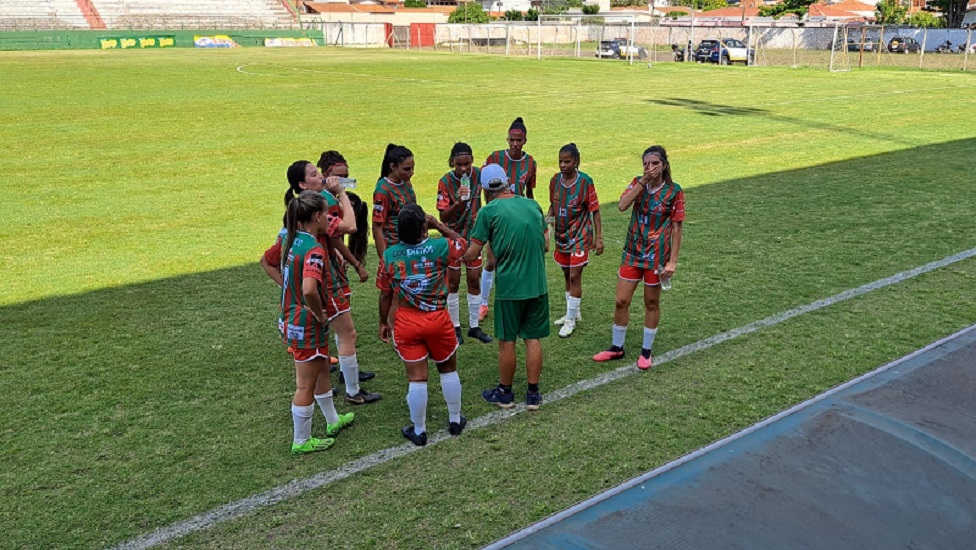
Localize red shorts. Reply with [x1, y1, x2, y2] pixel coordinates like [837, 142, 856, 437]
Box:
[618, 265, 661, 286]
[392, 307, 458, 363]
[449, 252, 483, 270]
[554, 249, 589, 268]
[288, 345, 330, 363]
[324, 292, 351, 321]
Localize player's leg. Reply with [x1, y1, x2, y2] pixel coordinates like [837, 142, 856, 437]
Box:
[432, 314, 465, 436]
[559, 260, 586, 338]
[482, 299, 518, 409]
[465, 257, 492, 343]
[479, 245, 496, 321]
[394, 308, 432, 446]
[638, 275, 662, 371]
[593, 267, 640, 361]
[519, 293, 550, 410]
[331, 312, 381, 405]
[292, 354, 335, 454]
[447, 266, 463, 343]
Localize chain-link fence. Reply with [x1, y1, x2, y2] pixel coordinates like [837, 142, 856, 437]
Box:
[309, 20, 976, 72]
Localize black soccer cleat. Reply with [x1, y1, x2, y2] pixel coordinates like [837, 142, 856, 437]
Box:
[467, 327, 493, 344]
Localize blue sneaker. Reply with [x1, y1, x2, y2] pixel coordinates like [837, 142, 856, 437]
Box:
[482, 387, 515, 409]
[526, 391, 542, 411]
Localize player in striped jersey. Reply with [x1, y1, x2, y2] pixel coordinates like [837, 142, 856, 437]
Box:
[378, 204, 468, 446]
[317, 152, 382, 405]
[480, 117, 538, 322]
[436, 142, 493, 345]
[373, 144, 417, 340]
[547, 143, 604, 339]
[273, 191, 354, 455]
[593, 146, 685, 371]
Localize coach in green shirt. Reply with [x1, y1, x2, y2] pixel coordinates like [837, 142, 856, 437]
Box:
[464, 164, 550, 411]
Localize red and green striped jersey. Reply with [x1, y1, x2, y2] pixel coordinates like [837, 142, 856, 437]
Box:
[549, 171, 600, 255]
[378, 237, 466, 312]
[484, 150, 537, 197]
[436, 166, 482, 240]
[372, 177, 417, 247]
[620, 179, 686, 271]
[278, 230, 330, 350]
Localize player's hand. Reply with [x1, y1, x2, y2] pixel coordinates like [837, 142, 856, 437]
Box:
[305, 307, 326, 325]
[379, 321, 391, 343]
[595, 238, 604, 255]
[356, 263, 369, 283]
[324, 176, 343, 194]
[660, 261, 677, 281]
[459, 187, 471, 201]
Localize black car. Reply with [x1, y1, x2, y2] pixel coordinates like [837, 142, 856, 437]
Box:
[887, 36, 921, 54]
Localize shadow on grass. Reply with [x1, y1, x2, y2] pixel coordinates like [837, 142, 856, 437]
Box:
[1, 137, 975, 548]
[647, 97, 920, 146]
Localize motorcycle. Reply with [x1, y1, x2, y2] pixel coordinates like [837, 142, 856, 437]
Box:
[936, 40, 954, 54]
[671, 44, 685, 62]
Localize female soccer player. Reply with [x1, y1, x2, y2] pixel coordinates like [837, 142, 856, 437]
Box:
[480, 117, 538, 321]
[436, 142, 492, 345]
[373, 144, 417, 340]
[592, 146, 684, 370]
[378, 204, 468, 446]
[316, 151, 381, 405]
[274, 190, 354, 455]
[547, 143, 603, 338]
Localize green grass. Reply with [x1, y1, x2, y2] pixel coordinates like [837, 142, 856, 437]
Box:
[1, 48, 975, 548]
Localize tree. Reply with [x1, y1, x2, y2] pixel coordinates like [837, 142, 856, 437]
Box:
[927, 0, 967, 28]
[404, 0, 426, 7]
[875, 0, 906, 24]
[504, 8, 524, 20]
[448, 1, 490, 23]
[672, 0, 728, 10]
[907, 10, 945, 28]
[582, 4, 601, 14]
[758, 0, 815, 18]
[525, 8, 540, 20]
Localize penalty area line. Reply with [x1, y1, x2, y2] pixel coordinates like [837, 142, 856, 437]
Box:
[112, 245, 976, 550]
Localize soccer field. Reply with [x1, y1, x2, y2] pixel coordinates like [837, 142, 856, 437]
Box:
[2, 48, 976, 548]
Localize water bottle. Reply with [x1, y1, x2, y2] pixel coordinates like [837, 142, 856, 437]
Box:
[460, 173, 471, 201]
[338, 177, 356, 189]
[657, 268, 672, 291]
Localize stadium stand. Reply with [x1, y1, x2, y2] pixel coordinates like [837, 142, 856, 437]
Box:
[0, 0, 89, 30]
[0, 0, 297, 30]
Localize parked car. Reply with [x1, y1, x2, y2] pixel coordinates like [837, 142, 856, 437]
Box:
[887, 36, 921, 54]
[596, 38, 648, 60]
[694, 38, 754, 65]
[846, 38, 877, 52]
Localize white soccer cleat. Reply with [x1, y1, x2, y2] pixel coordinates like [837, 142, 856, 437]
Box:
[558, 320, 576, 338]
[554, 312, 582, 326]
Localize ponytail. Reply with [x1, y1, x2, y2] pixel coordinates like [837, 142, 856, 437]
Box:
[346, 192, 370, 264]
[280, 190, 327, 273]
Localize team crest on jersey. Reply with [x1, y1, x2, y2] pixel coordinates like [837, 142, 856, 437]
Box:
[402, 274, 430, 295]
[286, 324, 305, 340]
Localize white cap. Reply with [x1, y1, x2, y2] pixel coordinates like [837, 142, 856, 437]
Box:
[480, 164, 509, 191]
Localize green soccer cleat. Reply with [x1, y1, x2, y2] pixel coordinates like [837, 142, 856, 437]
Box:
[291, 437, 335, 455]
[326, 412, 355, 437]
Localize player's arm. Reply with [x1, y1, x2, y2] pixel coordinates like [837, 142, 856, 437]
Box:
[372, 192, 389, 257]
[372, 223, 386, 258]
[426, 214, 461, 241]
[323, 178, 356, 234]
[618, 181, 644, 212]
[331, 236, 369, 282]
[593, 209, 604, 255]
[463, 239, 485, 264]
[525, 163, 537, 199]
[259, 254, 283, 287]
[302, 278, 326, 325]
[662, 221, 683, 280]
[379, 290, 393, 342]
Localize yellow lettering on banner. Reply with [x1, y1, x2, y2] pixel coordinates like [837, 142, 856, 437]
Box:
[159, 37, 174, 48]
[139, 38, 156, 48]
[120, 38, 136, 49]
[100, 39, 118, 49]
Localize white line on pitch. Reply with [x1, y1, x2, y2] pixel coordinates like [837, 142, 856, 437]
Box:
[112, 246, 976, 550]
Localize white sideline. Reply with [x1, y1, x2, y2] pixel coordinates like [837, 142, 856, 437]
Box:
[112, 246, 976, 550]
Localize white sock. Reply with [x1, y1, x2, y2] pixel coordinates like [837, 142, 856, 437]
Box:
[564, 291, 570, 312]
[291, 403, 314, 445]
[440, 371, 463, 423]
[642, 327, 658, 352]
[334, 331, 341, 351]
[407, 382, 428, 435]
[339, 355, 360, 396]
[567, 296, 581, 324]
[314, 392, 340, 425]
[480, 269, 494, 306]
[612, 324, 627, 348]
[447, 292, 461, 328]
[467, 293, 481, 328]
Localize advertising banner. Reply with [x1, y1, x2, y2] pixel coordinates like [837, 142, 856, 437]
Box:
[264, 37, 317, 47]
[100, 36, 176, 49]
[193, 35, 239, 48]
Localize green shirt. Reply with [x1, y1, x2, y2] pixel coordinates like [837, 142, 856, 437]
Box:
[470, 196, 548, 301]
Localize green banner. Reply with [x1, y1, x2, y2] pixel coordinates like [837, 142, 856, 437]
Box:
[99, 36, 176, 49]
